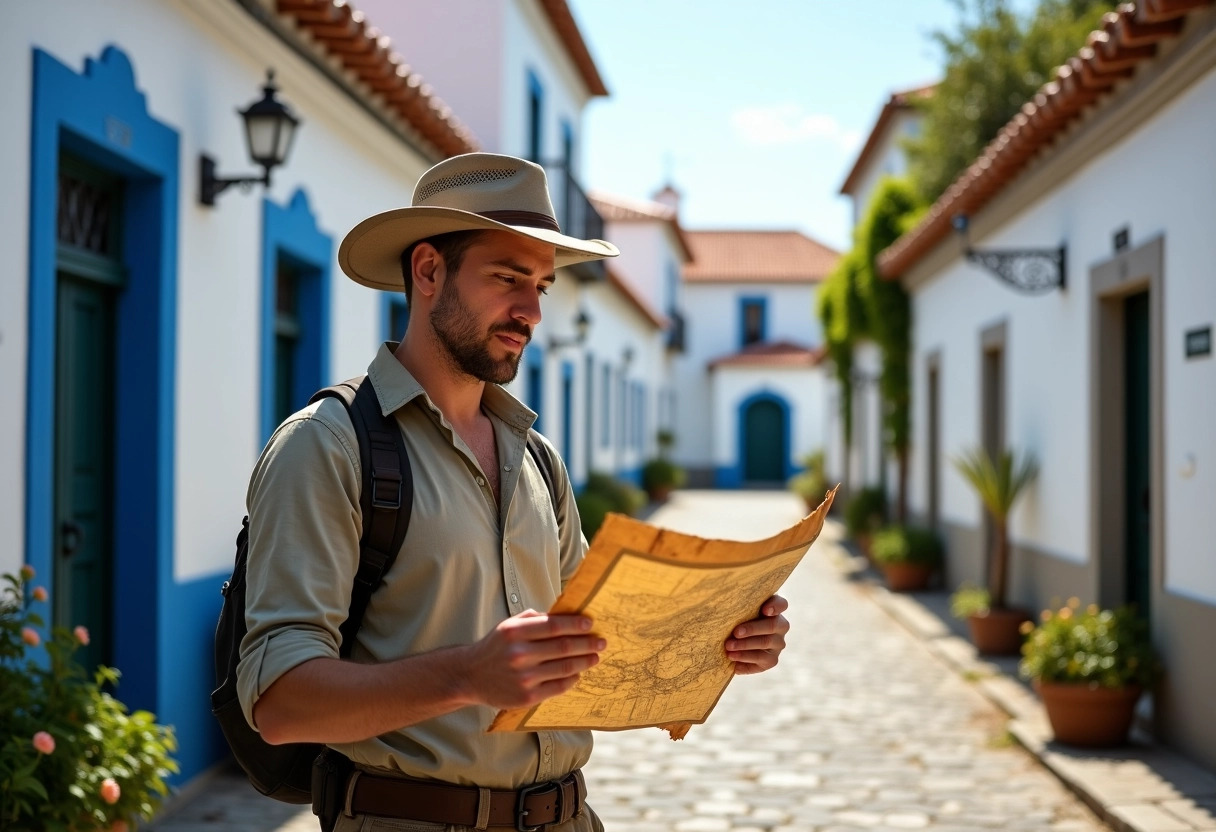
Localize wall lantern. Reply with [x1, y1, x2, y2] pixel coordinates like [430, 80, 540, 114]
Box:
[548, 309, 592, 350]
[952, 213, 1066, 295]
[199, 70, 300, 206]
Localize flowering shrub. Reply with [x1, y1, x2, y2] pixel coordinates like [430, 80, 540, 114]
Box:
[1, 567, 178, 830]
[1018, 598, 1161, 689]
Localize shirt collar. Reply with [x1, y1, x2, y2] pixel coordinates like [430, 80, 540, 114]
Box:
[367, 342, 537, 432]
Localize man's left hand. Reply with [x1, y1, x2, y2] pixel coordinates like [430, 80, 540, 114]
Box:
[725, 594, 789, 675]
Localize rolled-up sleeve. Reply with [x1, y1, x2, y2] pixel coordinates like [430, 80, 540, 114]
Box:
[236, 402, 362, 731]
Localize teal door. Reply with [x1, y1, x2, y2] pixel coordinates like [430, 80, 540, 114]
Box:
[53, 155, 125, 673]
[743, 399, 785, 483]
[1124, 291, 1151, 619]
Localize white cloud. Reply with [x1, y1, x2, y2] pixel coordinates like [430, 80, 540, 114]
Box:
[731, 105, 863, 151]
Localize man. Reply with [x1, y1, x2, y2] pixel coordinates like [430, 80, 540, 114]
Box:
[237, 153, 790, 831]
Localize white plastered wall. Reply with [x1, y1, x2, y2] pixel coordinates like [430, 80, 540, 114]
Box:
[908, 66, 1216, 602]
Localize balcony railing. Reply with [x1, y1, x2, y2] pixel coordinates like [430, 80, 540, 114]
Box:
[665, 309, 686, 352]
[544, 161, 606, 283]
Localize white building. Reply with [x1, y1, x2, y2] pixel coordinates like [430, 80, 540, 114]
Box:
[0, 0, 482, 785]
[879, 2, 1216, 771]
[827, 84, 932, 497]
[676, 230, 838, 486]
[357, 0, 619, 488]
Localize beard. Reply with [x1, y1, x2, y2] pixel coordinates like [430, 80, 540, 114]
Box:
[430, 277, 531, 384]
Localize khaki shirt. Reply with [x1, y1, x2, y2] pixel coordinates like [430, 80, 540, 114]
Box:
[236, 343, 592, 788]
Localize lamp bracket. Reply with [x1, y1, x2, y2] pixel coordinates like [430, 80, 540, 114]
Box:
[963, 246, 1066, 295]
[199, 154, 271, 207]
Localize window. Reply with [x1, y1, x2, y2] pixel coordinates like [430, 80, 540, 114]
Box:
[527, 71, 543, 162]
[601, 364, 612, 447]
[385, 296, 408, 342]
[741, 298, 766, 346]
[273, 260, 303, 425]
[561, 362, 574, 463]
[527, 349, 544, 434]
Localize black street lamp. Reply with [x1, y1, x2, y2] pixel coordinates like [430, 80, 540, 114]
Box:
[199, 70, 300, 206]
[548, 309, 592, 350]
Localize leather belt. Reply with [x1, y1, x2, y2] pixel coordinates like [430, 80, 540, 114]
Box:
[344, 769, 585, 831]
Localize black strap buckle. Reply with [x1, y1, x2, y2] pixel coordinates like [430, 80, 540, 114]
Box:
[516, 780, 561, 832]
[370, 467, 402, 509]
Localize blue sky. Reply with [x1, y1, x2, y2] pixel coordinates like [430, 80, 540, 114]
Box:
[568, 0, 1033, 252]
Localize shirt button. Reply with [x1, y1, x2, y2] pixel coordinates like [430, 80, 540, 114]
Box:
[476, 476, 486, 487]
[510, 593, 519, 604]
[504, 464, 512, 472]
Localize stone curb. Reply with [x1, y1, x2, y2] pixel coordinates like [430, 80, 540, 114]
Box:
[823, 534, 1216, 832]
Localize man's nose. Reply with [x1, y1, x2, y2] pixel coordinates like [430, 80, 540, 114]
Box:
[512, 287, 543, 326]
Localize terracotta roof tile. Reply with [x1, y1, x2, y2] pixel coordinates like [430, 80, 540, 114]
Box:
[537, 0, 609, 97]
[589, 191, 694, 261]
[683, 231, 839, 283]
[276, 0, 478, 158]
[708, 340, 826, 369]
[879, 0, 1214, 279]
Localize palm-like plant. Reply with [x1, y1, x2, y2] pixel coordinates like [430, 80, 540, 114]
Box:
[951, 446, 1038, 610]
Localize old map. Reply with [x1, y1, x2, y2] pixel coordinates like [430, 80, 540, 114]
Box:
[489, 487, 837, 739]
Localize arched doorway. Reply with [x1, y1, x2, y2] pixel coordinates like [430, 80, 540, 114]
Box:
[741, 394, 788, 484]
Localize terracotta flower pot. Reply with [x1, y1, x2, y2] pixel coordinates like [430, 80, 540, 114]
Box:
[856, 533, 874, 563]
[1035, 680, 1143, 747]
[647, 484, 673, 503]
[967, 607, 1031, 655]
[880, 562, 934, 592]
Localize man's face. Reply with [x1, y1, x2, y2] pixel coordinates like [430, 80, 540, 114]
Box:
[429, 230, 556, 384]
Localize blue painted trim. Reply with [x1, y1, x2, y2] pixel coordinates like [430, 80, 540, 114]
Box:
[561, 360, 574, 464]
[383, 294, 408, 342]
[526, 344, 545, 434]
[739, 295, 767, 348]
[600, 364, 611, 447]
[731, 390, 794, 486]
[260, 189, 333, 444]
[27, 46, 179, 721]
[527, 68, 544, 161]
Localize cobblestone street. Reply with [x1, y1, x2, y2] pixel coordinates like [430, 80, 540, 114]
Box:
[151, 490, 1107, 832]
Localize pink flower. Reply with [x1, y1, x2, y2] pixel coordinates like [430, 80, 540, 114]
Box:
[32, 731, 55, 755]
[74, 626, 90, 646]
[21, 627, 40, 647]
[110, 821, 129, 832]
[20, 564, 35, 580]
[31, 586, 48, 602]
[100, 778, 121, 805]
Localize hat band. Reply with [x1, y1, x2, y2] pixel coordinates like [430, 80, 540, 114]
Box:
[478, 210, 561, 234]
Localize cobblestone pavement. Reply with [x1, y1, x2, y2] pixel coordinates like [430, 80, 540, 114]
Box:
[580, 490, 1108, 832]
[150, 490, 1109, 832]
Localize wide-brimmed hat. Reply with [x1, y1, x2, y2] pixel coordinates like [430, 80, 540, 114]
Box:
[338, 152, 619, 291]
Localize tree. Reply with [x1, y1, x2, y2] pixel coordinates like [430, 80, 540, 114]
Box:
[854, 178, 924, 523]
[906, 0, 1118, 203]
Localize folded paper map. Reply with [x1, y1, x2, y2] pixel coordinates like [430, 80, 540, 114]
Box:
[489, 486, 837, 739]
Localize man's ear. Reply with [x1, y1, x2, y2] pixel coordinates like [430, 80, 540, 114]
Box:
[411, 242, 443, 300]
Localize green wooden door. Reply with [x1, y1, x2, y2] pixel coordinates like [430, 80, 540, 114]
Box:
[1124, 291, 1151, 619]
[743, 399, 785, 483]
[53, 154, 125, 673]
[54, 274, 117, 673]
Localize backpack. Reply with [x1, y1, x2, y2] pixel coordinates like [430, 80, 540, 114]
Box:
[210, 375, 558, 804]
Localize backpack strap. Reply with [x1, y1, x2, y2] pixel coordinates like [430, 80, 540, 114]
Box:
[525, 429, 559, 511]
[308, 376, 413, 657]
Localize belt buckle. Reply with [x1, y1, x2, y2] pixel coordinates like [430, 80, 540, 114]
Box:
[516, 780, 560, 832]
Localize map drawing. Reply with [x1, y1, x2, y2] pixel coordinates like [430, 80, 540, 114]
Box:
[489, 486, 837, 739]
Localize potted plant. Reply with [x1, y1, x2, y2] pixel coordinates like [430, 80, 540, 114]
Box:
[1, 566, 178, 831]
[787, 450, 829, 513]
[844, 486, 886, 560]
[951, 446, 1038, 654]
[1019, 600, 1160, 747]
[639, 430, 686, 504]
[641, 457, 686, 503]
[870, 526, 942, 592]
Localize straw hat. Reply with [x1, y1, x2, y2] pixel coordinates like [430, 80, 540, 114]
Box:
[338, 152, 619, 291]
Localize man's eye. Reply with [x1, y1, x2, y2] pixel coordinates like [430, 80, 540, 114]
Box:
[538, 285, 551, 296]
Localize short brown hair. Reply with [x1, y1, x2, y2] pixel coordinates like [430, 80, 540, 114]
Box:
[399, 230, 485, 306]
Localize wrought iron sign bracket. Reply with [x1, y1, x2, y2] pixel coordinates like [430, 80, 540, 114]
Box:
[952, 214, 1066, 295]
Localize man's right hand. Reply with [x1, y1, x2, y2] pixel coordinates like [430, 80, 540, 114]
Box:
[461, 610, 605, 709]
